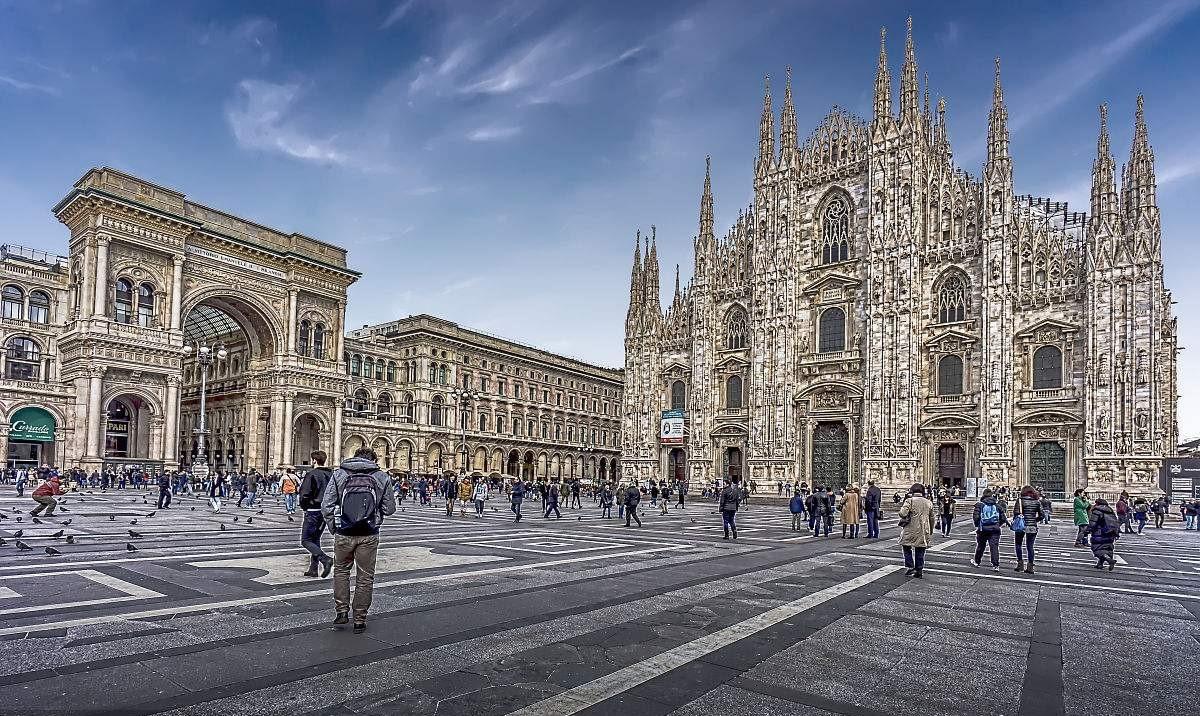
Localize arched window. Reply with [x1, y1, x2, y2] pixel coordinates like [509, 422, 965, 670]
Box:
[352, 388, 369, 415]
[2, 285, 24, 320]
[137, 284, 155, 327]
[818, 307, 846, 353]
[936, 272, 968, 324]
[28, 290, 50, 324]
[4, 336, 41, 380]
[312, 323, 326, 359]
[820, 195, 852, 264]
[937, 355, 964, 396]
[555, 424, 562, 441]
[297, 320, 311, 356]
[374, 359, 384, 381]
[113, 279, 133, 324]
[497, 415, 506, 434]
[542, 422, 549, 439]
[670, 380, 686, 411]
[568, 425, 575, 442]
[726, 374, 743, 409]
[726, 307, 748, 350]
[402, 392, 415, 422]
[438, 365, 448, 385]
[377, 392, 392, 420]
[1032, 346, 1063, 389]
[364, 357, 375, 380]
[350, 354, 362, 377]
[386, 361, 396, 382]
[431, 396, 444, 426]
[479, 413, 490, 432]
[429, 363, 438, 383]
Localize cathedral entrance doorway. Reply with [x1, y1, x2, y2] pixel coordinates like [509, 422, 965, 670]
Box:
[937, 444, 965, 490]
[1029, 441, 1066, 497]
[811, 421, 849, 489]
[668, 448, 686, 482]
[722, 447, 743, 481]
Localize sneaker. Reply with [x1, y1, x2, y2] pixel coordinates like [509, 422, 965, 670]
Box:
[333, 611, 349, 625]
[992, 565, 1000, 572]
[904, 568, 915, 576]
[970, 559, 980, 568]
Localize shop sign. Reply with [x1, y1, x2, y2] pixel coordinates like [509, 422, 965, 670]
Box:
[9, 407, 56, 442]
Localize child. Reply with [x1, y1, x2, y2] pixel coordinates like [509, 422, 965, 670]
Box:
[789, 489, 805, 531]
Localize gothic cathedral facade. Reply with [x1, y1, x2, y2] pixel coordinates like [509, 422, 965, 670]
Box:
[621, 21, 1178, 498]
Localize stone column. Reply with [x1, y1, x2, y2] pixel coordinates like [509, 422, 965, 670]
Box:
[281, 391, 295, 467]
[92, 237, 110, 319]
[332, 405, 343, 464]
[149, 416, 165, 462]
[85, 367, 106, 459]
[268, 396, 285, 468]
[169, 255, 185, 330]
[334, 300, 345, 365]
[0, 425, 9, 469]
[163, 376, 181, 465]
[286, 290, 298, 354]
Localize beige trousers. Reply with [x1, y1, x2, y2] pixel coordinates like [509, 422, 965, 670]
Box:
[333, 533, 379, 619]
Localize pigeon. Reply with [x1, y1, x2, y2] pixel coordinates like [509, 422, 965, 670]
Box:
[0, 513, 7, 520]
[256, 509, 264, 515]
[129, 530, 142, 539]
[59, 507, 69, 513]
[246, 517, 253, 524]
[0, 537, 5, 546]
[65, 535, 75, 544]
[51, 530, 64, 538]
[191, 507, 196, 512]
[126, 543, 138, 552]
[109, 515, 116, 521]
[287, 515, 294, 522]
[146, 511, 156, 518]
[130, 519, 138, 525]
[219, 523, 227, 531]
[31, 517, 42, 524]
[45, 546, 61, 556]
[13, 529, 22, 538]
[233, 515, 239, 522]
[16, 540, 32, 550]
[61, 519, 72, 526]
[15, 516, 22, 523]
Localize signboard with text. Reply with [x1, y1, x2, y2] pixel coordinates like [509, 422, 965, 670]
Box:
[9, 407, 55, 442]
[1161, 458, 1200, 498]
[660, 409, 685, 446]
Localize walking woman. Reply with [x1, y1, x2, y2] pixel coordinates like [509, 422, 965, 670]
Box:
[209, 472, 225, 513]
[898, 484, 935, 578]
[1072, 489, 1092, 547]
[840, 485, 862, 538]
[938, 492, 957, 536]
[1011, 485, 1045, 574]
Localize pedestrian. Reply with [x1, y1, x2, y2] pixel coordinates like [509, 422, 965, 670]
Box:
[1086, 498, 1120, 571]
[810, 486, 832, 537]
[321, 446, 396, 633]
[719, 477, 741, 539]
[456, 477, 473, 517]
[472, 478, 487, 518]
[15, 469, 27, 498]
[209, 472, 225, 512]
[938, 492, 957, 536]
[299, 450, 334, 578]
[789, 489, 805, 531]
[898, 483, 935, 578]
[30, 471, 66, 517]
[245, 471, 259, 509]
[1072, 489, 1092, 546]
[1116, 491, 1134, 534]
[1011, 485, 1044, 574]
[600, 482, 614, 519]
[444, 474, 458, 517]
[971, 489, 1009, 571]
[623, 482, 642, 527]
[1151, 496, 1167, 529]
[417, 476, 429, 506]
[650, 481, 659, 508]
[544, 481, 562, 519]
[282, 469, 301, 515]
[570, 480, 582, 510]
[864, 480, 881, 538]
[659, 482, 670, 515]
[510, 479, 524, 522]
[677, 480, 686, 509]
[1132, 496, 1149, 534]
[156, 471, 172, 510]
[1039, 493, 1053, 524]
[840, 484, 862, 538]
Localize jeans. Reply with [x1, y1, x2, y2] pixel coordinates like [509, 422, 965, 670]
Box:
[902, 546, 926, 570]
[974, 530, 1001, 566]
[474, 499, 484, 515]
[865, 510, 879, 538]
[791, 513, 804, 530]
[602, 505, 611, 518]
[333, 533, 379, 619]
[813, 513, 830, 537]
[545, 502, 561, 519]
[16, 482, 26, 497]
[301, 511, 329, 570]
[1014, 531, 1036, 564]
[721, 510, 736, 537]
[284, 493, 297, 513]
[30, 494, 57, 516]
[245, 490, 258, 508]
[940, 515, 953, 536]
[157, 488, 172, 509]
[511, 499, 522, 520]
[209, 496, 222, 512]
[1134, 514, 1147, 533]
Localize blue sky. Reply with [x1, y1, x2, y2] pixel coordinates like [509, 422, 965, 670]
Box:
[2, 0, 1200, 432]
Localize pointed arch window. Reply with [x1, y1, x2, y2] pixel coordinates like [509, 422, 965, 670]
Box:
[1032, 346, 1063, 390]
[297, 320, 312, 356]
[937, 355, 964, 396]
[936, 272, 968, 324]
[114, 279, 134, 324]
[726, 374, 743, 409]
[725, 307, 748, 350]
[820, 195, 852, 264]
[29, 290, 50, 324]
[818, 307, 846, 353]
[313, 323, 326, 359]
[137, 284, 155, 327]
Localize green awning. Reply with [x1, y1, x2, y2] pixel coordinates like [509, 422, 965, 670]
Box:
[9, 407, 55, 442]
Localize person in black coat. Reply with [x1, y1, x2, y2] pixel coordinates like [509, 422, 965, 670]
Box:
[864, 480, 882, 538]
[298, 451, 335, 578]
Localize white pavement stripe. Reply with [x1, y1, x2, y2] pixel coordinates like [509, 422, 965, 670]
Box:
[922, 565, 1200, 600]
[0, 569, 164, 616]
[927, 539, 961, 552]
[503, 564, 902, 716]
[0, 544, 687, 637]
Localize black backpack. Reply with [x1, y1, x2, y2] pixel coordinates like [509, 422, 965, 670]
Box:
[338, 472, 383, 535]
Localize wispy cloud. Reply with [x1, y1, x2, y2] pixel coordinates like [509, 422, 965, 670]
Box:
[440, 276, 482, 295]
[197, 16, 278, 65]
[0, 74, 58, 95]
[225, 80, 347, 165]
[467, 125, 521, 142]
[1161, 154, 1200, 185]
[461, 31, 571, 96]
[380, 0, 416, 30]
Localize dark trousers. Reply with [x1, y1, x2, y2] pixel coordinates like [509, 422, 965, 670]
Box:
[545, 502, 561, 519]
[1075, 524, 1089, 546]
[940, 515, 953, 536]
[813, 513, 830, 537]
[157, 488, 171, 509]
[1154, 513, 1165, 528]
[1134, 515, 1146, 533]
[625, 505, 641, 526]
[1014, 531, 1036, 564]
[301, 511, 329, 570]
[902, 546, 926, 570]
[974, 530, 1000, 566]
[865, 510, 879, 538]
[511, 499, 522, 520]
[721, 510, 736, 537]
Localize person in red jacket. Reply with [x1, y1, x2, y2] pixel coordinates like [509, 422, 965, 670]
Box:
[31, 472, 66, 517]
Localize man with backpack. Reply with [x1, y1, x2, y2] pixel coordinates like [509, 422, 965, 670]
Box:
[299, 451, 334, 578]
[321, 447, 396, 633]
[970, 489, 1009, 571]
[718, 477, 741, 539]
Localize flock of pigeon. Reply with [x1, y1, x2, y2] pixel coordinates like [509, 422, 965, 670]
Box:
[1, 490, 271, 557]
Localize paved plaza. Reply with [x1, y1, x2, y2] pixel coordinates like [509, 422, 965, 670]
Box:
[1, 488, 1198, 716]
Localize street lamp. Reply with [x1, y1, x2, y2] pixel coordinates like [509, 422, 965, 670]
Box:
[450, 388, 482, 475]
[182, 341, 227, 481]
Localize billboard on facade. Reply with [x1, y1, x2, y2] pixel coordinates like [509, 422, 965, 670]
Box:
[660, 409, 685, 446]
[1160, 457, 1200, 498]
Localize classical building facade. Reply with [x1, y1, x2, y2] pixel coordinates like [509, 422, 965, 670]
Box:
[0, 167, 621, 477]
[622, 21, 1179, 498]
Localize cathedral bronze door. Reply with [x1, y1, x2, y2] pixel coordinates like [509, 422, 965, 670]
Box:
[669, 448, 686, 482]
[1028, 441, 1066, 497]
[810, 422, 849, 489]
[723, 447, 743, 480]
[937, 444, 965, 490]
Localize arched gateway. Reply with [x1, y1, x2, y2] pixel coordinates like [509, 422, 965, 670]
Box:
[53, 167, 358, 472]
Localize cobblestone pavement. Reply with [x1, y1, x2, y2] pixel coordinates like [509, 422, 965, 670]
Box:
[1, 487, 1197, 715]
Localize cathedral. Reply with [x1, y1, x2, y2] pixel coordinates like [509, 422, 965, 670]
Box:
[621, 20, 1179, 498]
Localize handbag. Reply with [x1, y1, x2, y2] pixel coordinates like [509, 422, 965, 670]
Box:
[1011, 514, 1026, 532]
